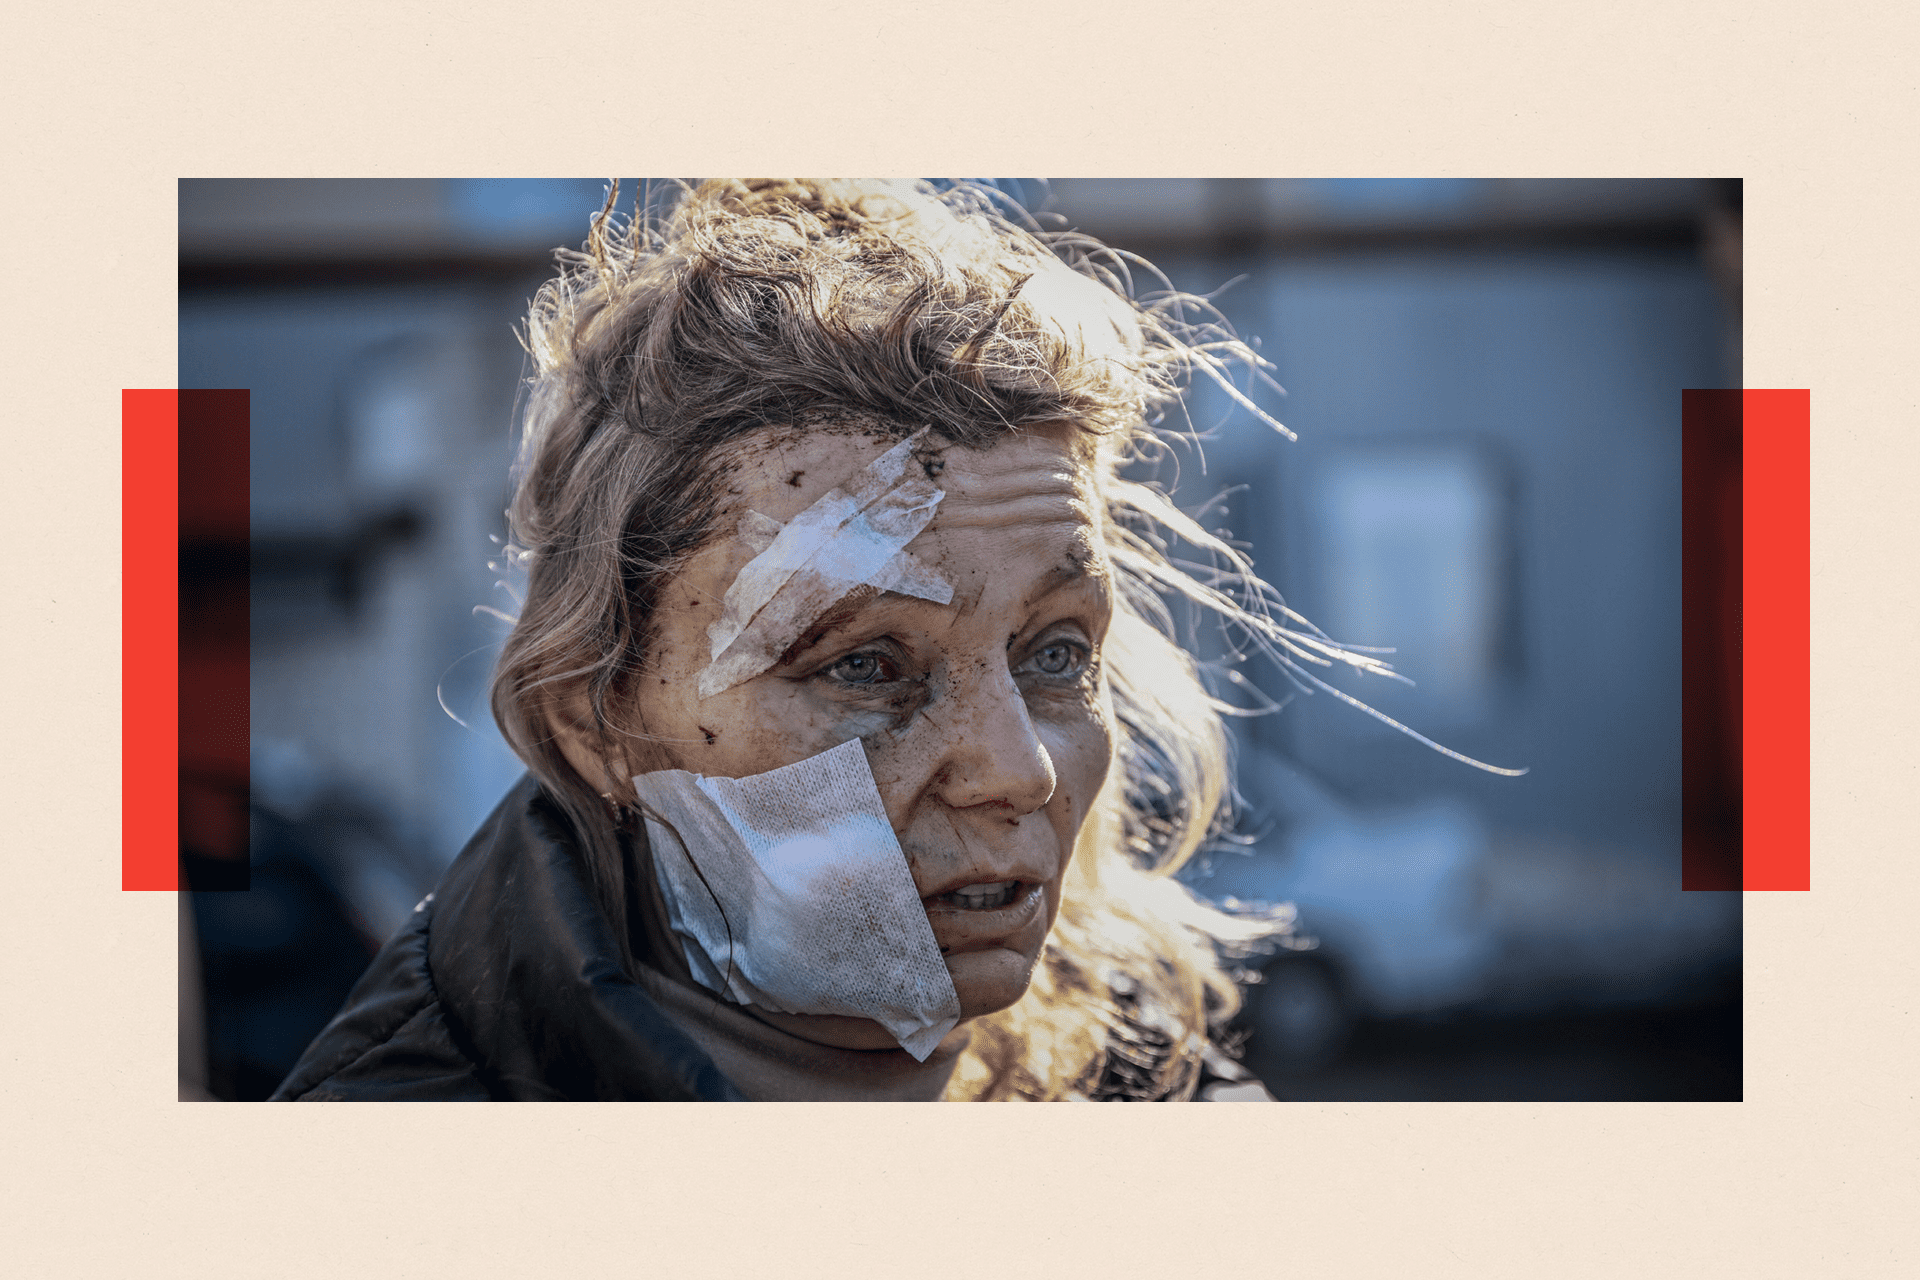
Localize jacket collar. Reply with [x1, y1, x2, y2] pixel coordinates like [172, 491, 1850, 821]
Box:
[425, 776, 745, 1101]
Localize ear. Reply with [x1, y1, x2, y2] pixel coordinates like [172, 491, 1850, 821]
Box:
[547, 692, 638, 802]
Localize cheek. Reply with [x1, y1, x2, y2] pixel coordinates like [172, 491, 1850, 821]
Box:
[735, 685, 901, 769]
[637, 675, 901, 781]
[1037, 692, 1117, 847]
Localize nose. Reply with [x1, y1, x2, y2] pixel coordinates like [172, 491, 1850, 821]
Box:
[930, 666, 1057, 816]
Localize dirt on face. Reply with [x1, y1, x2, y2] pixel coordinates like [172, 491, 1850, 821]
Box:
[624, 419, 1117, 1043]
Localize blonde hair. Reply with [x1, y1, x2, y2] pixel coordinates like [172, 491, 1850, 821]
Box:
[492, 179, 1370, 1099]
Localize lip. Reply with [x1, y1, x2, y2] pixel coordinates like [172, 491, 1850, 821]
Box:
[918, 858, 1055, 902]
[920, 879, 1046, 954]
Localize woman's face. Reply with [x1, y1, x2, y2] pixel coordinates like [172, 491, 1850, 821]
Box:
[625, 421, 1117, 1049]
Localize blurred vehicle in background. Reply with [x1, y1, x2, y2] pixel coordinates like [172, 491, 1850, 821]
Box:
[1188, 746, 1740, 1094]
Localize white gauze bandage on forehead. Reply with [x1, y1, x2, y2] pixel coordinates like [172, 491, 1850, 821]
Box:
[698, 429, 954, 699]
[633, 738, 962, 1060]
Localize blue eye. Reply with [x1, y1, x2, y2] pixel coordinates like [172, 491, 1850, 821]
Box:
[1031, 640, 1087, 677]
[826, 652, 892, 685]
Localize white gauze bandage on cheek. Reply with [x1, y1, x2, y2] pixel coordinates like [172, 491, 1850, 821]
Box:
[698, 429, 954, 699]
[633, 738, 962, 1060]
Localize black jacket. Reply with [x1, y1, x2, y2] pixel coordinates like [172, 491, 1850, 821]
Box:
[272, 777, 743, 1100]
[273, 776, 1272, 1101]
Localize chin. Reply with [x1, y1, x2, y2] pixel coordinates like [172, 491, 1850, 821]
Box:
[945, 946, 1041, 1020]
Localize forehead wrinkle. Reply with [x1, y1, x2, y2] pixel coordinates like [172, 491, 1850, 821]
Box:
[929, 493, 1097, 534]
[939, 446, 1088, 492]
[940, 467, 1085, 501]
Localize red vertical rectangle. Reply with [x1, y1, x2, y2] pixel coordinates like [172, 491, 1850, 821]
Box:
[123, 390, 179, 890]
[1681, 390, 1743, 890]
[1743, 389, 1811, 890]
[177, 390, 253, 890]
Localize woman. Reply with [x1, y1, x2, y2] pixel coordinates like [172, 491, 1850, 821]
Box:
[274, 178, 1376, 1102]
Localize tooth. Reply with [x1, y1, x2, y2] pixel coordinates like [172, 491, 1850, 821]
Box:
[938, 880, 1020, 908]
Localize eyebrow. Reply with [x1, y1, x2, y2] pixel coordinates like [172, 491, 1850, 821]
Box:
[1022, 549, 1105, 611]
[773, 584, 888, 668]
[786, 549, 1114, 666]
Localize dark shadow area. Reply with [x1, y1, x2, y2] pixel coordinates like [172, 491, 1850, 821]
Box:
[187, 803, 394, 1100]
[1682, 389, 1743, 890]
[1243, 971, 1740, 1102]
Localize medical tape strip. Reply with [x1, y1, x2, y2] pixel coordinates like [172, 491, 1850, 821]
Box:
[634, 737, 963, 1060]
[698, 430, 955, 699]
[735, 511, 952, 602]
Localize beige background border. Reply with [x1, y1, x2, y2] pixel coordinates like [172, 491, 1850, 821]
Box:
[5, 4, 1913, 1276]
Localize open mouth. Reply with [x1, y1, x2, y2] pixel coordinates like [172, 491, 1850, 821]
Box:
[932, 880, 1023, 911]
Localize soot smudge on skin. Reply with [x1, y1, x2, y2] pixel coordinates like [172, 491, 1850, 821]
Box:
[877, 678, 932, 735]
[912, 439, 949, 481]
[828, 674, 936, 756]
